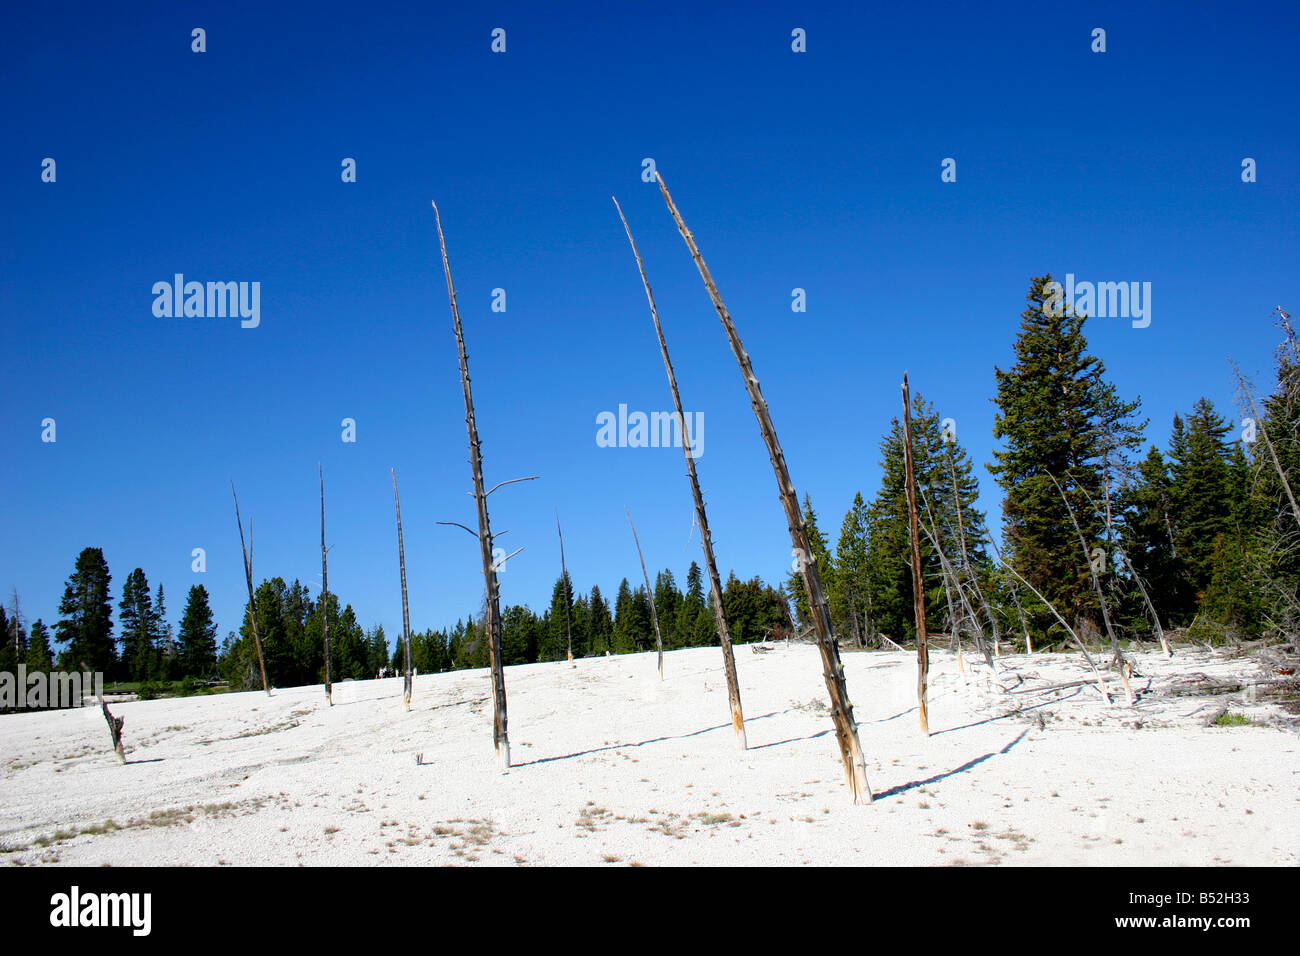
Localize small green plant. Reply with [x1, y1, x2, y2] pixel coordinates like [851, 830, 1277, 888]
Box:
[1214, 711, 1251, 726]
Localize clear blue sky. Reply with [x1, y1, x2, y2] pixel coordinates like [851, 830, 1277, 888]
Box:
[2, 0, 1297, 648]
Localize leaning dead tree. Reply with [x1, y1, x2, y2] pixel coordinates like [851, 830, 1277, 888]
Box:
[901, 374, 931, 736]
[653, 174, 871, 801]
[231, 481, 270, 696]
[625, 506, 665, 680]
[392, 468, 414, 709]
[555, 510, 575, 663]
[614, 197, 744, 744]
[98, 695, 125, 764]
[1048, 471, 1126, 673]
[432, 201, 537, 770]
[320, 464, 332, 706]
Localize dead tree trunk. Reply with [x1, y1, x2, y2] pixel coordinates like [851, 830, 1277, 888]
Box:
[945, 445, 1001, 659]
[992, 542, 1110, 702]
[99, 695, 125, 764]
[652, 174, 870, 799]
[392, 468, 414, 709]
[320, 465, 332, 706]
[626, 506, 665, 680]
[433, 201, 512, 770]
[901, 374, 930, 736]
[555, 510, 575, 663]
[1049, 472, 1125, 669]
[614, 197, 745, 746]
[231, 481, 270, 696]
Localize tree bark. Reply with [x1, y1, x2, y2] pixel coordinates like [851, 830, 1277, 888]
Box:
[99, 695, 125, 764]
[625, 507, 665, 680]
[432, 202, 510, 770]
[614, 197, 745, 746]
[231, 482, 270, 696]
[901, 375, 930, 736]
[392, 469, 414, 709]
[651, 176, 870, 797]
[320, 465, 332, 706]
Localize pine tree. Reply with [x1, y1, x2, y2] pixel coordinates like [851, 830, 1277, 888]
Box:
[989, 276, 1141, 633]
[1116, 446, 1191, 626]
[54, 547, 115, 674]
[118, 568, 157, 681]
[831, 493, 870, 646]
[26, 619, 53, 672]
[588, 585, 612, 656]
[543, 573, 575, 661]
[177, 585, 218, 677]
[1167, 398, 1235, 599]
[653, 569, 683, 648]
[612, 578, 637, 654]
[786, 494, 834, 629]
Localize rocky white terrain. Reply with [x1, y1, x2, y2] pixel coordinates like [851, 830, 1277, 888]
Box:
[1, 643, 1295, 866]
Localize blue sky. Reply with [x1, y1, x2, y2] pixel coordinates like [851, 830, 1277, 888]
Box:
[2, 0, 1297, 649]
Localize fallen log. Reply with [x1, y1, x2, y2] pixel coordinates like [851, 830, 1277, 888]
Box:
[98, 695, 125, 764]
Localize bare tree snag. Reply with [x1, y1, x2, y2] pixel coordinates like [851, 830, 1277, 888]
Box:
[614, 196, 745, 745]
[433, 201, 512, 770]
[231, 481, 270, 696]
[99, 695, 125, 764]
[626, 506, 665, 680]
[555, 510, 575, 663]
[320, 464, 332, 706]
[991, 543, 1111, 703]
[392, 468, 414, 709]
[901, 374, 930, 736]
[1049, 472, 1125, 669]
[651, 175, 869, 798]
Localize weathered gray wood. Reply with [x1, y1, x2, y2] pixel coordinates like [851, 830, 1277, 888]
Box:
[231, 481, 270, 696]
[626, 506, 665, 680]
[432, 201, 510, 770]
[614, 197, 745, 745]
[652, 175, 870, 797]
[901, 374, 930, 736]
[99, 695, 125, 763]
[320, 464, 332, 706]
[392, 468, 413, 709]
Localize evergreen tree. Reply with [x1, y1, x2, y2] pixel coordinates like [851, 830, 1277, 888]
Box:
[543, 572, 575, 661]
[989, 276, 1141, 633]
[26, 620, 53, 672]
[653, 569, 683, 649]
[786, 494, 834, 629]
[831, 492, 870, 645]
[612, 578, 637, 654]
[177, 585, 219, 677]
[588, 584, 612, 655]
[1116, 446, 1191, 626]
[1167, 398, 1235, 599]
[54, 547, 115, 674]
[501, 604, 538, 665]
[118, 568, 157, 681]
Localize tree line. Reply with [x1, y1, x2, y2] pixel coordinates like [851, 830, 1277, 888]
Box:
[791, 278, 1296, 651]
[6, 277, 1294, 691]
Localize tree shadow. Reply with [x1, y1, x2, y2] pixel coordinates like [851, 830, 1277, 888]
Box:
[748, 729, 830, 750]
[872, 728, 1029, 800]
[123, 757, 165, 765]
[514, 710, 786, 767]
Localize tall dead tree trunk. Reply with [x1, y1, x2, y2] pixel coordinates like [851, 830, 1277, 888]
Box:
[555, 510, 575, 663]
[433, 201, 511, 770]
[614, 197, 745, 745]
[901, 374, 930, 736]
[392, 468, 414, 709]
[231, 481, 270, 696]
[320, 464, 332, 706]
[651, 175, 870, 799]
[626, 506, 665, 680]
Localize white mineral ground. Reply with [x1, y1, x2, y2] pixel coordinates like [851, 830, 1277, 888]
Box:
[1, 643, 1295, 866]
